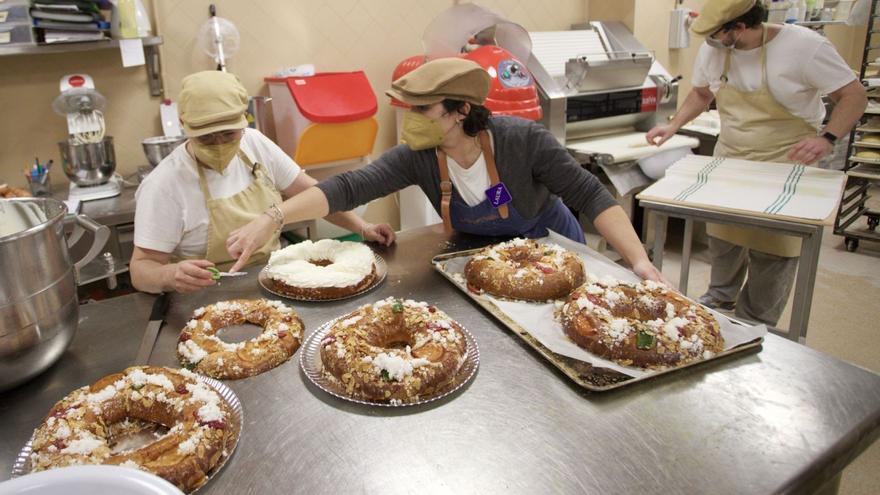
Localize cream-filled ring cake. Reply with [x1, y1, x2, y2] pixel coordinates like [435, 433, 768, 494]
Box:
[264, 239, 377, 300]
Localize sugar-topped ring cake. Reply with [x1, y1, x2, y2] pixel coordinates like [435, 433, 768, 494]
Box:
[177, 299, 304, 380]
[556, 274, 724, 369]
[319, 298, 468, 403]
[27, 366, 233, 493]
[464, 238, 585, 301]
[264, 239, 377, 300]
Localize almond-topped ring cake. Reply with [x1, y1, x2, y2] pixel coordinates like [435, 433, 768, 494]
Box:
[177, 299, 303, 380]
[28, 366, 233, 493]
[464, 238, 585, 301]
[557, 275, 724, 369]
[264, 239, 377, 300]
[320, 298, 468, 403]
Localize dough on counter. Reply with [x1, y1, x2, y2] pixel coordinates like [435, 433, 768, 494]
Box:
[465, 238, 585, 301]
[557, 274, 724, 370]
[857, 150, 880, 159]
[860, 134, 880, 144]
[320, 298, 468, 403]
[178, 299, 303, 379]
[0, 183, 30, 198]
[28, 366, 234, 493]
[264, 239, 377, 300]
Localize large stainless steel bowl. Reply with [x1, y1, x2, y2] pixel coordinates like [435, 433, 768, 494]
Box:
[0, 198, 108, 391]
[142, 136, 186, 167]
[58, 137, 116, 186]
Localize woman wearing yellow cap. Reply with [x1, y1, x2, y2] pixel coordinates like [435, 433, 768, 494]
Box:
[130, 71, 394, 294]
[646, 0, 866, 325]
[224, 58, 665, 283]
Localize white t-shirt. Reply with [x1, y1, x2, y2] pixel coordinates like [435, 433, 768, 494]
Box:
[446, 130, 497, 207]
[134, 128, 301, 258]
[692, 24, 856, 128]
[447, 153, 490, 207]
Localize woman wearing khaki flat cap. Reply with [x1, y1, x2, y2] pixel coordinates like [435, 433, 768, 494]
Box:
[224, 58, 665, 283]
[130, 70, 394, 294]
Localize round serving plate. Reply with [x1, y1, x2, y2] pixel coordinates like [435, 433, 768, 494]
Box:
[300, 316, 480, 407]
[10, 374, 243, 494]
[0, 465, 184, 495]
[259, 252, 387, 302]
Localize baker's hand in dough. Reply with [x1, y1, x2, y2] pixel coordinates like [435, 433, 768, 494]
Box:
[226, 214, 275, 273]
[787, 136, 833, 165]
[361, 223, 396, 246]
[646, 124, 677, 147]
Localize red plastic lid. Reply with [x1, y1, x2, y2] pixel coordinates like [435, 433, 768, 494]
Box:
[274, 72, 377, 123]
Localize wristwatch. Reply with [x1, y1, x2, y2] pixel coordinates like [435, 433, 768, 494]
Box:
[820, 131, 838, 145]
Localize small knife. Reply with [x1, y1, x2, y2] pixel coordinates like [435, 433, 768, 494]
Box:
[134, 292, 170, 365]
[206, 267, 247, 280]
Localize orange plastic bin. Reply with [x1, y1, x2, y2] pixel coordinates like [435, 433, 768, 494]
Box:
[265, 71, 378, 167]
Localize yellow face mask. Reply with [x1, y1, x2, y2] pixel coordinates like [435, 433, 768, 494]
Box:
[191, 138, 241, 173]
[400, 111, 447, 151]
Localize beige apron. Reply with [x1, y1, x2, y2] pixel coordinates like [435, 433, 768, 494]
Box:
[708, 24, 818, 258]
[194, 149, 282, 270]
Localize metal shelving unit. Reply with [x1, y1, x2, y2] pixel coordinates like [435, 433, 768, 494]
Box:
[834, 1, 880, 252]
[0, 36, 164, 96]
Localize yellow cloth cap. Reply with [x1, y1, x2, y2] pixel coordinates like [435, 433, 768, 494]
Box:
[178, 71, 249, 137]
[691, 0, 758, 36]
[385, 58, 491, 106]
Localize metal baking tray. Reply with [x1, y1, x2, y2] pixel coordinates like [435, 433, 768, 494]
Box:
[259, 252, 387, 302]
[432, 247, 763, 392]
[11, 375, 243, 493]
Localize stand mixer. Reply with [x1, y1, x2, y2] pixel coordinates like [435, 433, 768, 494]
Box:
[53, 74, 122, 201]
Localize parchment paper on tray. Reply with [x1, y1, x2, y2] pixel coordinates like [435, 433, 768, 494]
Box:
[437, 230, 767, 379]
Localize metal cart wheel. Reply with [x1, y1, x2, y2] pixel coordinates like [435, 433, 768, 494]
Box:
[868, 216, 880, 231]
[845, 237, 860, 252]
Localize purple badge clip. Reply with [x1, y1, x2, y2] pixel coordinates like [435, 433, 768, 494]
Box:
[485, 182, 512, 208]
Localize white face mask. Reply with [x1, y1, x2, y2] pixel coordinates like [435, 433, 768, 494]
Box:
[706, 30, 741, 50]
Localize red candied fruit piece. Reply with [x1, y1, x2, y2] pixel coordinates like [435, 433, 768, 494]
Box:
[175, 384, 188, 395]
[51, 439, 67, 450]
[278, 331, 288, 339]
[536, 264, 554, 274]
[202, 420, 226, 429]
[178, 333, 191, 343]
[428, 306, 437, 313]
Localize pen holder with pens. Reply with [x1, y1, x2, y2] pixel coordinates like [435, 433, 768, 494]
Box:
[27, 173, 51, 197]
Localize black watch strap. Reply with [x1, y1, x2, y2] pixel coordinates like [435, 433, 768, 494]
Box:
[821, 131, 838, 144]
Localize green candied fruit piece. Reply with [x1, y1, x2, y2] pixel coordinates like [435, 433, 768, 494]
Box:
[380, 369, 392, 381]
[391, 301, 404, 313]
[636, 331, 656, 350]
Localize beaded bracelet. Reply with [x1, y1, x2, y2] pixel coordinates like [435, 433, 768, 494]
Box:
[262, 204, 284, 233]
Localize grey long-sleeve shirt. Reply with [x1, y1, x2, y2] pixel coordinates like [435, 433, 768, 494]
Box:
[316, 116, 618, 222]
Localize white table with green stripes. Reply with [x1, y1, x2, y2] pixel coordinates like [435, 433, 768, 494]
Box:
[636, 155, 846, 342]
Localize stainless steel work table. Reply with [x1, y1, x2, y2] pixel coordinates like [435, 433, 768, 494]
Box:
[2, 225, 878, 494]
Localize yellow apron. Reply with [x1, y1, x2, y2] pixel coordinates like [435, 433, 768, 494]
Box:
[708, 24, 818, 258]
[195, 149, 282, 270]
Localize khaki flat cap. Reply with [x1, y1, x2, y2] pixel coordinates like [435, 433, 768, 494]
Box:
[178, 71, 249, 137]
[386, 58, 491, 106]
[692, 0, 757, 36]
